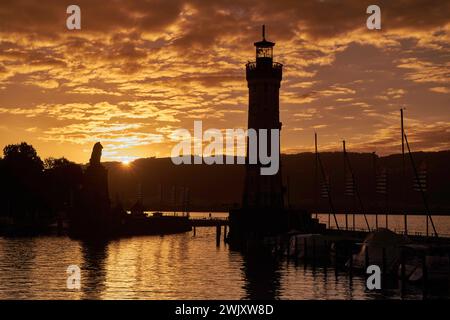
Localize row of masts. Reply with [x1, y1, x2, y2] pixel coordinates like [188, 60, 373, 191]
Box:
[304, 109, 438, 237]
[130, 109, 438, 236]
[134, 183, 191, 216]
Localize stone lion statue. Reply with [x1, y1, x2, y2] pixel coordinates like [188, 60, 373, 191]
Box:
[89, 142, 103, 166]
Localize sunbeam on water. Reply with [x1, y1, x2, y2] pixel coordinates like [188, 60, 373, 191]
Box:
[1, 221, 444, 300]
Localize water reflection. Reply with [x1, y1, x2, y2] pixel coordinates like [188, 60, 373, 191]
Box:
[80, 241, 108, 299]
[0, 238, 37, 299]
[241, 252, 281, 299]
[0, 229, 444, 299]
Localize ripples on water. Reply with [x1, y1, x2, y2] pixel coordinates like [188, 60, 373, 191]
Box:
[0, 226, 431, 300]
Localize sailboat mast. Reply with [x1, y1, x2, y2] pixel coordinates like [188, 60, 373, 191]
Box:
[314, 133, 318, 219]
[401, 108, 407, 235]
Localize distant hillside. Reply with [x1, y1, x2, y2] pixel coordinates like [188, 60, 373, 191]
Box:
[105, 151, 450, 214]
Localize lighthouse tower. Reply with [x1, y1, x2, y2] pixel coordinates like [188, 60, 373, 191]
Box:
[227, 26, 320, 247]
[242, 25, 284, 209]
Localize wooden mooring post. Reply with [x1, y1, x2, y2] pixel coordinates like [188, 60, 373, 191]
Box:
[303, 238, 308, 263]
[312, 238, 316, 268]
[334, 242, 339, 276]
[216, 225, 221, 246]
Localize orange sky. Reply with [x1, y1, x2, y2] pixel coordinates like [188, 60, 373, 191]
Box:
[0, 0, 449, 163]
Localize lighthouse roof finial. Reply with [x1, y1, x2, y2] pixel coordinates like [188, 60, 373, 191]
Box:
[254, 24, 274, 48]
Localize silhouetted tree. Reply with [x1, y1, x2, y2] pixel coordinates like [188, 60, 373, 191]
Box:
[0, 156, 6, 218]
[3, 142, 43, 172]
[43, 157, 83, 218]
[1, 142, 45, 223]
[44, 157, 72, 170]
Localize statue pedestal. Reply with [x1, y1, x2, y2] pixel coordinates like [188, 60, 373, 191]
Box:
[69, 143, 114, 239]
[82, 164, 110, 217]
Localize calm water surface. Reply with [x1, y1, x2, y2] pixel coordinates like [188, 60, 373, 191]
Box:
[0, 213, 448, 300]
[317, 213, 450, 236]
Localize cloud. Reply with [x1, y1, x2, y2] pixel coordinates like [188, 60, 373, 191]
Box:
[396, 57, 450, 84]
[429, 86, 450, 94]
[0, 0, 449, 161]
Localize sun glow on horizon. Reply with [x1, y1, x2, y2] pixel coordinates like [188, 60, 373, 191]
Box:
[116, 155, 138, 166]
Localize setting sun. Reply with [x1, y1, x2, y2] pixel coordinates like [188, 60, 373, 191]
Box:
[117, 156, 137, 166]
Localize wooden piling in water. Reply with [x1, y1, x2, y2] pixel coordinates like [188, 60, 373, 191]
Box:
[334, 242, 339, 276]
[312, 238, 316, 268]
[304, 238, 308, 262]
[223, 225, 227, 242]
[216, 225, 221, 246]
[193, 226, 196, 236]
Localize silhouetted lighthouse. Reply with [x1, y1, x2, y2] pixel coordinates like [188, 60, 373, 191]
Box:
[228, 26, 317, 247]
[242, 25, 284, 209]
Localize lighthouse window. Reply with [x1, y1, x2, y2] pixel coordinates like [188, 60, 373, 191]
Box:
[256, 47, 272, 59]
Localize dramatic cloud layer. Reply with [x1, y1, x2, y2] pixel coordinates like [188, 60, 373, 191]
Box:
[0, 0, 449, 162]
